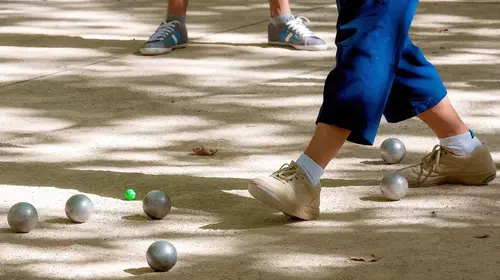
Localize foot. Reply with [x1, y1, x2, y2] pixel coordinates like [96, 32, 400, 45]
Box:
[268, 16, 327, 51]
[397, 145, 497, 187]
[139, 21, 188, 55]
[248, 161, 321, 220]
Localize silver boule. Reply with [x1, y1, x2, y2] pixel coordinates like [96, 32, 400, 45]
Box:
[8, 202, 38, 233]
[65, 194, 94, 223]
[380, 173, 409, 201]
[146, 240, 177, 272]
[143, 190, 171, 220]
[380, 138, 406, 164]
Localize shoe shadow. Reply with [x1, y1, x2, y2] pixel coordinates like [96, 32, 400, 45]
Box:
[200, 213, 302, 230]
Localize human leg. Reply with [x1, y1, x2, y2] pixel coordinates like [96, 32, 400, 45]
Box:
[167, 0, 188, 17]
[381, 36, 496, 187]
[139, 0, 189, 55]
[269, 0, 291, 17]
[249, 0, 420, 220]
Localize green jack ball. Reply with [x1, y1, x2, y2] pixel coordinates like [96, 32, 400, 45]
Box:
[125, 189, 136, 200]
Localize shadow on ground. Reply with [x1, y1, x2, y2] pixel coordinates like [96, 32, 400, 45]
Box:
[0, 0, 499, 279]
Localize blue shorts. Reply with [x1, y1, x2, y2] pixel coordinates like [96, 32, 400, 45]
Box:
[316, 0, 447, 145]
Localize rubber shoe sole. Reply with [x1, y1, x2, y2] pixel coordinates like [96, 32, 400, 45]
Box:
[268, 41, 328, 51]
[410, 170, 497, 188]
[139, 43, 188, 55]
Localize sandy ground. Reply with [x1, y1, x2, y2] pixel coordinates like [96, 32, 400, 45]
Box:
[1, 0, 500, 279]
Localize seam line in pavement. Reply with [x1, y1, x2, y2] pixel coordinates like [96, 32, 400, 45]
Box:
[0, 4, 332, 89]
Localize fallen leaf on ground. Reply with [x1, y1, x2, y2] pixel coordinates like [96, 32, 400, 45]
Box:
[348, 254, 380, 262]
[190, 146, 218, 156]
[473, 234, 490, 239]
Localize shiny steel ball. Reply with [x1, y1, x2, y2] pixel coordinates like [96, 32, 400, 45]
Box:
[146, 240, 177, 272]
[380, 138, 406, 164]
[8, 202, 38, 233]
[65, 194, 94, 223]
[380, 173, 408, 201]
[143, 190, 171, 220]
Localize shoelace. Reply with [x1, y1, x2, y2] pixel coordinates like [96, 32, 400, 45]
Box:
[148, 21, 179, 42]
[412, 145, 450, 185]
[286, 16, 315, 38]
[271, 163, 301, 183]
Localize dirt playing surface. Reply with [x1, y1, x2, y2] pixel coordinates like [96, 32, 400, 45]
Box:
[1, 0, 500, 279]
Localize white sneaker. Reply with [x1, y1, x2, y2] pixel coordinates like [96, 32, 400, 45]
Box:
[248, 161, 321, 220]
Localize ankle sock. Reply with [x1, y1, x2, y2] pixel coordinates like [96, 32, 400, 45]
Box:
[166, 14, 186, 24]
[270, 13, 294, 25]
[439, 129, 482, 156]
[296, 154, 324, 186]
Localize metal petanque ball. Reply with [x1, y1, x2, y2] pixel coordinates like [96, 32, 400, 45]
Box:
[380, 138, 406, 164]
[142, 190, 171, 220]
[65, 194, 94, 223]
[146, 240, 177, 272]
[380, 173, 408, 201]
[8, 202, 38, 233]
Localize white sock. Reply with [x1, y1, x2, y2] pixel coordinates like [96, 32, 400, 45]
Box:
[270, 13, 294, 25]
[296, 154, 324, 186]
[439, 130, 482, 156]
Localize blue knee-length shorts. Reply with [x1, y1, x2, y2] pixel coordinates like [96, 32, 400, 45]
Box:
[317, 0, 447, 145]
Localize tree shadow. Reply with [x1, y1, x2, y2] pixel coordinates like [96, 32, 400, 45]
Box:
[0, 0, 499, 279]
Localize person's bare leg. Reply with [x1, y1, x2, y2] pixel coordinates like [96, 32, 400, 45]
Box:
[399, 95, 496, 187]
[167, 0, 188, 16]
[417, 96, 468, 138]
[269, 0, 291, 17]
[304, 123, 350, 168]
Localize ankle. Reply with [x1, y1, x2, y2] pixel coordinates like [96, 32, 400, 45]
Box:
[439, 129, 482, 156]
[166, 14, 186, 24]
[270, 13, 294, 25]
[296, 154, 323, 186]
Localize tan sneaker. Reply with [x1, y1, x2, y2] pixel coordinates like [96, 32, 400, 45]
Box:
[397, 145, 497, 188]
[248, 161, 321, 220]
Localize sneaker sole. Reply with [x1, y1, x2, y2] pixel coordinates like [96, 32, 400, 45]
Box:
[409, 170, 497, 188]
[247, 181, 319, 221]
[268, 41, 328, 51]
[139, 43, 189, 55]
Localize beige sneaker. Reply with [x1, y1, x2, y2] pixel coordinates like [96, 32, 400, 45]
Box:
[248, 161, 321, 220]
[398, 145, 497, 188]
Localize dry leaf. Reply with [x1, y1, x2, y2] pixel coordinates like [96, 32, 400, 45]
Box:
[349, 254, 380, 262]
[190, 146, 218, 156]
[473, 234, 490, 239]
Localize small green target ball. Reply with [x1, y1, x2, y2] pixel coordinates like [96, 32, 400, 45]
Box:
[125, 189, 136, 200]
